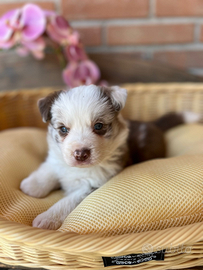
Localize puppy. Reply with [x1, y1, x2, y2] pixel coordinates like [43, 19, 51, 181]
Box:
[20, 85, 199, 230]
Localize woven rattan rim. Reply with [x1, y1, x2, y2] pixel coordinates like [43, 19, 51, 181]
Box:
[0, 217, 202, 256]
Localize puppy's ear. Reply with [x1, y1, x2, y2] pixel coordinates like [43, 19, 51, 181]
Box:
[38, 90, 62, 123]
[101, 86, 127, 112]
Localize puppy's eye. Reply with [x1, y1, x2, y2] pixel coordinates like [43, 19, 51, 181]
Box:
[94, 123, 103, 130]
[59, 126, 69, 135]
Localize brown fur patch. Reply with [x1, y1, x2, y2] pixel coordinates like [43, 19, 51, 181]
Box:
[100, 86, 122, 112]
[104, 124, 113, 138]
[38, 90, 63, 122]
[127, 112, 187, 165]
[94, 128, 107, 136]
[128, 121, 166, 164]
[154, 112, 184, 132]
[93, 123, 112, 137]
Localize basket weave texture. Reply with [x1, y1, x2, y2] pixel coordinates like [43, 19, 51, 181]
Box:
[0, 83, 203, 270]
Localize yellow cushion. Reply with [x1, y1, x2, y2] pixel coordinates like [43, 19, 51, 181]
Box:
[0, 128, 63, 226]
[0, 125, 202, 235]
[59, 154, 203, 236]
[166, 124, 203, 157]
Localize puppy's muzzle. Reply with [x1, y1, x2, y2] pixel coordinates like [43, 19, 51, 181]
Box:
[74, 148, 91, 162]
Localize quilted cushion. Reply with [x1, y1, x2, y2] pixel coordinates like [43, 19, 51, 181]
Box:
[0, 128, 63, 225]
[0, 125, 202, 235]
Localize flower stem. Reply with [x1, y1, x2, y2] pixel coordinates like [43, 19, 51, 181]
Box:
[54, 45, 67, 69]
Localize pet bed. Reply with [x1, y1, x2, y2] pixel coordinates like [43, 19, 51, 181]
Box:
[0, 83, 202, 270]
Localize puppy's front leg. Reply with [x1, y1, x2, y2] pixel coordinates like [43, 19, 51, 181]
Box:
[20, 161, 60, 198]
[32, 180, 92, 230]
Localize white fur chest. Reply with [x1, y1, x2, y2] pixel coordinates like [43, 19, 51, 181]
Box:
[47, 141, 122, 194]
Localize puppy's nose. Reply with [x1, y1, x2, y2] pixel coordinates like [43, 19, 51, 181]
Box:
[74, 148, 90, 161]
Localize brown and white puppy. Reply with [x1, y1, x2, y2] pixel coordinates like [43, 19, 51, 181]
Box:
[20, 85, 199, 230]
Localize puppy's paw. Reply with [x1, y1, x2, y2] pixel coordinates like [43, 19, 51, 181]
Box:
[32, 211, 63, 230]
[20, 174, 49, 198]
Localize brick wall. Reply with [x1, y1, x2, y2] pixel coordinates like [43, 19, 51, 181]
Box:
[2, 0, 203, 76]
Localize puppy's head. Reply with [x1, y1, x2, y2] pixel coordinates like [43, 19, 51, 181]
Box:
[38, 85, 128, 167]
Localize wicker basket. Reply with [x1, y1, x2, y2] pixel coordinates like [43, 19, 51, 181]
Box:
[0, 83, 203, 270]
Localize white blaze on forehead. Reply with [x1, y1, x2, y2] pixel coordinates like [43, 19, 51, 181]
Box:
[51, 85, 112, 128]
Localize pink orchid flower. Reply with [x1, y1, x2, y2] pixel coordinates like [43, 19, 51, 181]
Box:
[0, 4, 46, 49]
[67, 30, 80, 45]
[64, 44, 87, 62]
[63, 60, 100, 87]
[0, 3, 102, 87]
[0, 9, 20, 48]
[46, 15, 70, 45]
[17, 37, 46, 59]
[20, 4, 46, 41]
